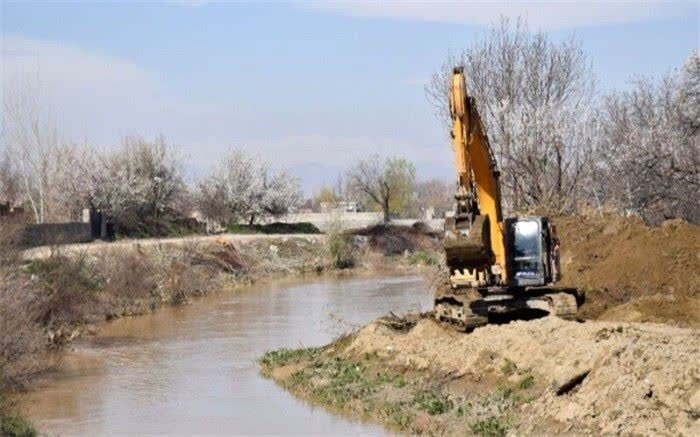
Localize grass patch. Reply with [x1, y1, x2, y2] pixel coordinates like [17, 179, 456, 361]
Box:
[301, 358, 379, 406]
[25, 256, 101, 293]
[258, 347, 322, 369]
[260, 346, 542, 435]
[379, 401, 414, 429]
[517, 374, 535, 390]
[325, 225, 355, 269]
[407, 250, 438, 266]
[413, 389, 454, 415]
[0, 410, 36, 437]
[0, 391, 36, 437]
[393, 374, 407, 388]
[470, 416, 510, 437]
[500, 359, 516, 376]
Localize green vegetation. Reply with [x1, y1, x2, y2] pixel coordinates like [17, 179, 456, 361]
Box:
[500, 359, 516, 376]
[324, 220, 355, 269]
[0, 389, 36, 437]
[258, 347, 322, 371]
[407, 250, 438, 266]
[25, 255, 101, 293]
[517, 374, 535, 390]
[0, 409, 36, 437]
[470, 416, 510, 437]
[260, 346, 541, 435]
[412, 389, 454, 415]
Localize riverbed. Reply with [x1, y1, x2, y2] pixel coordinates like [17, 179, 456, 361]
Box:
[18, 274, 432, 435]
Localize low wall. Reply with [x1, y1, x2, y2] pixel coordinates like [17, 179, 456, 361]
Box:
[23, 222, 93, 247]
[275, 213, 444, 232]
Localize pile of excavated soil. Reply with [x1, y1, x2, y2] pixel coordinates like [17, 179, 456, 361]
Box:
[352, 223, 441, 256]
[555, 214, 699, 327]
[342, 316, 699, 436]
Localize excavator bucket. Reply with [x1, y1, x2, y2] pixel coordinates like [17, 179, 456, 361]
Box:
[444, 215, 492, 269]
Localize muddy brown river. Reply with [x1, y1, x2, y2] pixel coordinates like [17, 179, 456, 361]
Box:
[18, 274, 431, 435]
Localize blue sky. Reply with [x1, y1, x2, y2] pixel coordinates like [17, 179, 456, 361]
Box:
[2, 1, 698, 194]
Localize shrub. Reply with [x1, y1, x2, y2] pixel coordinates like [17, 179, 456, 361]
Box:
[98, 251, 157, 301]
[500, 359, 516, 376]
[0, 270, 45, 390]
[408, 250, 437, 265]
[327, 231, 355, 269]
[517, 374, 535, 390]
[0, 403, 36, 437]
[26, 254, 104, 327]
[226, 222, 320, 235]
[470, 416, 509, 437]
[412, 390, 454, 415]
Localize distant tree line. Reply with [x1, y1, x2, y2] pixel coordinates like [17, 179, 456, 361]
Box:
[0, 80, 302, 235]
[2, 17, 697, 229]
[427, 17, 699, 224]
[312, 156, 452, 222]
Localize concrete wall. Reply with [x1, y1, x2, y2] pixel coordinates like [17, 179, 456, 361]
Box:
[23, 222, 93, 247]
[273, 212, 444, 232]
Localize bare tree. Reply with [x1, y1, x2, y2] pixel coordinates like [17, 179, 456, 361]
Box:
[0, 148, 21, 205]
[596, 51, 700, 224]
[426, 17, 596, 214]
[2, 76, 60, 223]
[345, 155, 416, 222]
[413, 178, 453, 217]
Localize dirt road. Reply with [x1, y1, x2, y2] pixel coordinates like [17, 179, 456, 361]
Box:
[22, 233, 325, 260]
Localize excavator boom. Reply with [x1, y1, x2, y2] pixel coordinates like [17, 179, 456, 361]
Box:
[445, 67, 506, 287]
[436, 67, 581, 330]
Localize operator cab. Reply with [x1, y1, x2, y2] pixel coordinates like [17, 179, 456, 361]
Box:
[505, 217, 559, 288]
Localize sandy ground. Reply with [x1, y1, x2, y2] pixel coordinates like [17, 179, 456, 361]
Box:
[340, 316, 699, 436]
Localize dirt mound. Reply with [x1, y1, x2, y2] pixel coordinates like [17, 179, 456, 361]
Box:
[352, 223, 440, 256]
[556, 214, 700, 327]
[343, 316, 699, 436]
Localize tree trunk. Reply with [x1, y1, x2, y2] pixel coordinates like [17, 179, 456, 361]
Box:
[382, 199, 390, 223]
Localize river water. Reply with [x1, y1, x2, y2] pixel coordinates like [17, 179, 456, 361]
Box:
[18, 274, 432, 436]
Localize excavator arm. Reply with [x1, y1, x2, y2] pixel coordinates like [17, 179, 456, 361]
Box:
[445, 67, 507, 286]
[436, 68, 581, 330]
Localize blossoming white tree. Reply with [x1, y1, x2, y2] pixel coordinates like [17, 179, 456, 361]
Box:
[197, 150, 301, 227]
[596, 51, 699, 223]
[427, 17, 597, 214]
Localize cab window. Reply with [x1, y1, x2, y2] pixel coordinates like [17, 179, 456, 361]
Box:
[513, 220, 541, 272]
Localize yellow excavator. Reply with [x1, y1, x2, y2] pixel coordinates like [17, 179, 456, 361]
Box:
[434, 67, 581, 330]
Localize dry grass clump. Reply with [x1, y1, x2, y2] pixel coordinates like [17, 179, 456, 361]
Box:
[0, 220, 46, 390]
[0, 270, 45, 390]
[27, 255, 105, 329]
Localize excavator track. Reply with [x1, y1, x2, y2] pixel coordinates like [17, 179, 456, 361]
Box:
[434, 287, 583, 332]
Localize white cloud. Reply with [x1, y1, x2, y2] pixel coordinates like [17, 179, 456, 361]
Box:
[296, 0, 692, 30]
[1, 35, 169, 142]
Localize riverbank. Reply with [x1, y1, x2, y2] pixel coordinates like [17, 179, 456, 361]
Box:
[0, 223, 440, 435]
[261, 315, 700, 436]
